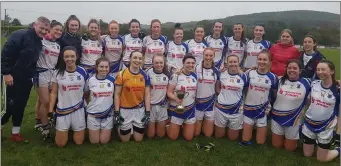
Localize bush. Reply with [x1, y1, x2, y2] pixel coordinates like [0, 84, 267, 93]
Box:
[1, 26, 28, 36]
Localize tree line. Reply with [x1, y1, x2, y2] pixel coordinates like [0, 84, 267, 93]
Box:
[1, 15, 339, 47]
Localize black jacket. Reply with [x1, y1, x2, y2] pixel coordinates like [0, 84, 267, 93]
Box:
[299, 51, 325, 80]
[58, 32, 82, 65]
[1, 28, 43, 80]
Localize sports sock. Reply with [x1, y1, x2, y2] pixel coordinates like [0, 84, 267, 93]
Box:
[12, 126, 20, 134]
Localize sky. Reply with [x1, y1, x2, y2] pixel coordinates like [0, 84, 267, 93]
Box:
[1, 1, 340, 25]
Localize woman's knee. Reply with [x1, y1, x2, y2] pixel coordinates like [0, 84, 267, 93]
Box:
[55, 139, 67, 147]
[100, 138, 110, 144]
[74, 139, 84, 145]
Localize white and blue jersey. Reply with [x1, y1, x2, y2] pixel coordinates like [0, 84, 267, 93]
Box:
[168, 72, 197, 119]
[216, 72, 248, 114]
[226, 37, 247, 66]
[244, 39, 271, 69]
[166, 41, 188, 70]
[52, 66, 88, 116]
[102, 35, 124, 75]
[271, 78, 311, 126]
[80, 39, 103, 75]
[186, 39, 208, 65]
[146, 68, 169, 105]
[35, 38, 61, 86]
[195, 63, 220, 112]
[243, 69, 277, 119]
[204, 35, 227, 69]
[85, 75, 115, 119]
[37, 38, 61, 70]
[122, 33, 143, 63]
[142, 35, 167, 70]
[304, 80, 340, 133]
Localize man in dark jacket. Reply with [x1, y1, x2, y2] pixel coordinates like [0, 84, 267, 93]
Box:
[1, 16, 50, 142]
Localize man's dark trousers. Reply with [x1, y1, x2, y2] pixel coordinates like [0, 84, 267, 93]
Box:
[1, 77, 33, 127]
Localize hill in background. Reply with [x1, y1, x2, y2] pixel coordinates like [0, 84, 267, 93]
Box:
[159, 10, 340, 29]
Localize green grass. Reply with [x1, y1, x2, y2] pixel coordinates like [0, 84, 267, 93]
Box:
[1, 47, 340, 165]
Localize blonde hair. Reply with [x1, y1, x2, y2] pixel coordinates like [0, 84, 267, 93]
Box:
[279, 29, 293, 43]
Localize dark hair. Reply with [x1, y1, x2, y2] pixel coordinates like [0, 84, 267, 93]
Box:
[212, 21, 224, 38]
[253, 24, 265, 39]
[50, 20, 62, 28]
[193, 25, 205, 42]
[130, 50, 142, 59]
[234, 23, 247, 47]
[318, 59, 337, 85]
[173, 23, 183, 33]
[280, 59, 303, 85]
[64, 15, 80, 33]
[183, 54, 196, 64]
[57, 46, 78, 76]
[152, 54, 170, 78]
[129, 19, 140, 28]
[304, 34, 318, 51]
[128, 51, 143, 69]
[95, 57, 110, 75]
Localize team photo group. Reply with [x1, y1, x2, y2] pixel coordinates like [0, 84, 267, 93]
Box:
[1, 14, 340, 162]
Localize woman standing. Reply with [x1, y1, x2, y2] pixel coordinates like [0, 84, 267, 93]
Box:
[271, 60, 311, 152]
[34, 20, 63, 140]
[80, 19, 103, 77]
[244, 25, 271, 71]
[299, 35, 325, 80]
[240, 49, 277, 145]
[186, 26, 208, 65]
[226, 23, 248, 67]
[114, 51, 151, 142]
[204, 21, 227, 70]
[194, 48, 220, 137]
[146, 54, 170, 138]
[85, 57, 115, 144]
[49, 46, 88, 147]
[167, 55, 197, 141]
[142, 19, 167, 70]
[58, 15, 82, 64]
[302, 60, 340, 162]
[270, 29, 300, 77]
[122, 19, 144, 70]
[215, 55, 248, 140]
[102, 20, 124, 78]
[166, 23, 188, 74]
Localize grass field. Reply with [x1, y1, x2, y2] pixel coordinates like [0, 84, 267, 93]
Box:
[1, 43, 340, 165]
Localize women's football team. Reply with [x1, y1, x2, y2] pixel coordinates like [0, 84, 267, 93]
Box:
[33, 15, 340, 162]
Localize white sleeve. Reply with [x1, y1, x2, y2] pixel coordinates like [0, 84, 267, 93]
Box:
[51, 70, 58, 83]
[169, 74, 178, 86]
